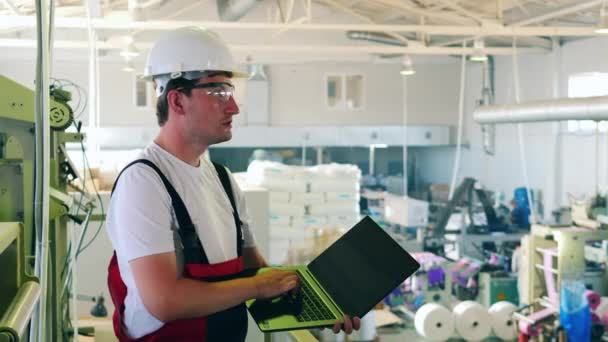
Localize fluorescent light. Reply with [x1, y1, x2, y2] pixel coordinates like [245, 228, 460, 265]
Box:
[471, 37, 487, 62]
[470, 53, 488, 62]
[596, 7, 608, 33]
[371, 144, 388, 148]
[400, 55, 415, 76]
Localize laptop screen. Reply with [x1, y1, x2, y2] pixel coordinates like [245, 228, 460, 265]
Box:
[308, 216, 420, 318]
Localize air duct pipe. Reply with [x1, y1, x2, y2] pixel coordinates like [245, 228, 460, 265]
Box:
[346, 31, 405, 46]
[217, 0, 261, 21]
[474, 95, 608, 124]
[480, 56, 495, 155]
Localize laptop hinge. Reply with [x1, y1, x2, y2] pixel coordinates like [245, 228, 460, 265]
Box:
[302, 268, 344, 317]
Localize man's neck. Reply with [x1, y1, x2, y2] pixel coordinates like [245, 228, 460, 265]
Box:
[154, 128, 207, 167]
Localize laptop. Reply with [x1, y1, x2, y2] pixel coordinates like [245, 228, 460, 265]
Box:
[246, 216, 420, 332]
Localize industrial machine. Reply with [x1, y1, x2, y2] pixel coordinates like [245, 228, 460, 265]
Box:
[426, 178, 524, 260]
[0, 74, 94, 341]
[514, 223, 608, 340]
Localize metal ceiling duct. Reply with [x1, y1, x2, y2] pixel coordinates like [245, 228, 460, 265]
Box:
[217, 0, 261, 21]
[473, 96, 608, 124]
[346, 31, 405, 46]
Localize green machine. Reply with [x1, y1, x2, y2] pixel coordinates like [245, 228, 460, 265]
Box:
[0, 74, 91, 341]
[478, 272, 519, 308]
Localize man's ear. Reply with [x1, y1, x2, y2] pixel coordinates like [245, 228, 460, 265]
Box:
[167, 90, 186, 116]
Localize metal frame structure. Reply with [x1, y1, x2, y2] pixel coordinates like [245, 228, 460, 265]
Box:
[1, 0, 607, 63]
[0, 74, 82, 341]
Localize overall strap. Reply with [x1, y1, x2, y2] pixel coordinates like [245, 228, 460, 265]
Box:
[112, 159, 210, 264]
[211, 162, 244, 257]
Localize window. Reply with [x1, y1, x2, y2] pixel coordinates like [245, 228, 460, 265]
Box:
[567, 72, 608, 133]
[134, 75, 156, 109]
[325, 74, 364, 110]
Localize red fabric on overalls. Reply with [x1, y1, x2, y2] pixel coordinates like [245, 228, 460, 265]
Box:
[107, 252, 244, 342]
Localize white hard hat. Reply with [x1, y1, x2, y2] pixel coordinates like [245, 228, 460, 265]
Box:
[143, 26, 247, 95]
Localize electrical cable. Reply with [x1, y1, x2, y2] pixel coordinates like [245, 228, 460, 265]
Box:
[76, 138, 105, 256]
[512, 37, 537, 224]
[448, 41, 468, 200]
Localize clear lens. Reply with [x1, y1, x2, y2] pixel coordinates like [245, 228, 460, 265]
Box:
[208, 84, 234, 102]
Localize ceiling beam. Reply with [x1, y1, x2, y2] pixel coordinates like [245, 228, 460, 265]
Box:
[432, 0, 486, 24]
[0, 38, 545, 55]
[509, 0, 602, 26]
[368, 0, 477, 25]
[1, 0, 21, 15]
[318, 0, 408, 44]
[430, 35, 552, 50]
[479, 0, 524, 17]
[1, 15, 606, 36]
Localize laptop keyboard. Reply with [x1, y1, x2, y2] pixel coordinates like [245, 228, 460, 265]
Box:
[295, 275, 336, 322]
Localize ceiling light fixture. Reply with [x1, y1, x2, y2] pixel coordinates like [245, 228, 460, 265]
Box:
[120, 42, 140, 59]
[122, 62, 135, 72]
[470, 37, 488, 62]
[400, 55, 415, 76]
[597, 2, 608, 34]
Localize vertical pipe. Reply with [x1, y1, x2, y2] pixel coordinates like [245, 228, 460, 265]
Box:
[315, 147, 323, 165]
[448, 41, 467, 201]
[545, 38, 562, 221]
[596, 124, 600, 194]
[402, 66, 408, 196]
[512, 37, 537, 224]
[71, 225, 78, 341]
[369, 145, 375, 176]
[33, 0, 51, 338]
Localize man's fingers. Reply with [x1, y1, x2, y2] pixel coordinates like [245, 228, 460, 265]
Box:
[353, 316, 361, 330]
[280, 274, 299, 291]
[282, 280, 297, 292]
[332, 321, 341, 334]
[342, 315, 353, 334]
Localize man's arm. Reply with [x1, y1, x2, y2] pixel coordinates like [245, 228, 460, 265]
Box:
[243, 246, 269, 269]
[130, 251, 297, 323]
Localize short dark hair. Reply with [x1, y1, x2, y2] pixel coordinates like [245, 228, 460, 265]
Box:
[155, 77, 197, 126]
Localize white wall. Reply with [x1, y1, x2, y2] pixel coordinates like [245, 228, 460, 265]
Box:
[270, 63, 401, 126]
[405, 63, 461, 126]
[1, 54, 461, 128]
[417, 37, 608, 219]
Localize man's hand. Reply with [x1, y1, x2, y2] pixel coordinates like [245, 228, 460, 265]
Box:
[325, 315, 361, 335]
[253, 269, 299, 299]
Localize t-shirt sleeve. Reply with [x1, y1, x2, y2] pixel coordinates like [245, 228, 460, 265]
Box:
[106, 164, 175, 262]
[228, 171, 257, 248]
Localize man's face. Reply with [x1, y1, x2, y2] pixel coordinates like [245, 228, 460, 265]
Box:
[180, 73, 239, 146]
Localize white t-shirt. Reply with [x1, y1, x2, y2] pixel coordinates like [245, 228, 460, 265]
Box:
[106, 143, 256, 339]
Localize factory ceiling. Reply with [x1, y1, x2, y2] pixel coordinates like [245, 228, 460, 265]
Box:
[0, 0, 605, 63]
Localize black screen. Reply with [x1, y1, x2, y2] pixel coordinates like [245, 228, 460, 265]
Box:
[308, 216, 420, 317]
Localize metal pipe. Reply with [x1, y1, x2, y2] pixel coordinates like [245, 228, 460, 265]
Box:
[0, 282, 42, 340]
[346, 31, 405, 46]
[1, 15, 605, 37]
[474, 96, 608, 124]
[32, 0, 51, 337]
[216, 0, 261, 21]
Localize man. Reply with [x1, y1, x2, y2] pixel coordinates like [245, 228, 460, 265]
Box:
[106, 26, 360, 341]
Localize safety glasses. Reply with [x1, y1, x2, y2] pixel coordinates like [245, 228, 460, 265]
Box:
[180, 82, 235, 103]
